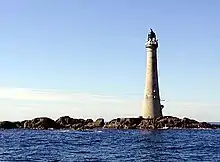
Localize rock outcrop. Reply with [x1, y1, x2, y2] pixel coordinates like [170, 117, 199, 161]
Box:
[104, 117, 142, 129]
[56, 116, 84, 129]
[23, 117, 60, 129]
[0, 121, 20, 129]
[55, 116, 104, 130]
[83, 118, 105, 129]
[104, 116, 219, 129]
[0, 116, 219, 130]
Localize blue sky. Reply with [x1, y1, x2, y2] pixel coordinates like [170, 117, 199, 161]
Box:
[0, 0, 220, 121]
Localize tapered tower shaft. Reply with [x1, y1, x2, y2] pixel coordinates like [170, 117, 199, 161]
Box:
[142, 29, 163, 118]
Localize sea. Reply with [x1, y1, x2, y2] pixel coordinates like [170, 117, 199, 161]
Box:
[0, 129, 219, 161]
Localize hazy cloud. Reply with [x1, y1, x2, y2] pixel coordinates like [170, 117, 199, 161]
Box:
[0, 87, 219, 122]
[0, 87, 127, 103]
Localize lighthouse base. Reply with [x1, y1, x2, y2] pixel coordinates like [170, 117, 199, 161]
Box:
[142, 99, 163, 118]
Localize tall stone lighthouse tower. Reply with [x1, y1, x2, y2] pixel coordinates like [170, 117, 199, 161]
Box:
[142, 29, 163, 118]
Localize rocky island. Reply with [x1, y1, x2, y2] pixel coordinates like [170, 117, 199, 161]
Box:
[0, 116, 219, 130]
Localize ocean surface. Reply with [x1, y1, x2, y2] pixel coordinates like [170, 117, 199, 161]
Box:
[0, 129, 219, 161]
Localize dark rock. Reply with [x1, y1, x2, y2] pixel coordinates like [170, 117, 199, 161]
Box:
[104, 117, 142, 129]
[56, 116, 86, 129]
[83, 123, 95, 129]
[181, 117, 199, 128]
[56, 116, 72, 124]
[137, 118, 155, 129]
[0, 115, 219, 130]
[212, 124, 220, 129]
[155, 116, 182, 128]
[24, 117, 60, 129]
[182, 117, 199, 124]
[85, 119, 93, 124]
[13, 121, 23, 128]
[198, 122, 213, 129]
[55, 116, 97, 130]
[20, 120, 28, 128]
[103, 118, 120, 129]
[83, 118, 105, 129]
[94, 118, 104, 127]
[71, 123, 84, 130]
[56, 116, 74, 128]
[0, 121, 19, 129]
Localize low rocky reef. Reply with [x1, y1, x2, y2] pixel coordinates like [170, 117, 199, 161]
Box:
[0, 116, 219, 130]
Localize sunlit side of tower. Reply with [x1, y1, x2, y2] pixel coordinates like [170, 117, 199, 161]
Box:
[142, 29, 163, 118]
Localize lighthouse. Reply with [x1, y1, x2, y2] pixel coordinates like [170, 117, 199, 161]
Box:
[142, 29, 163, 118]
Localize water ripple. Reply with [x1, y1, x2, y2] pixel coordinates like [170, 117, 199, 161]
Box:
[0, 129, 219, 161]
